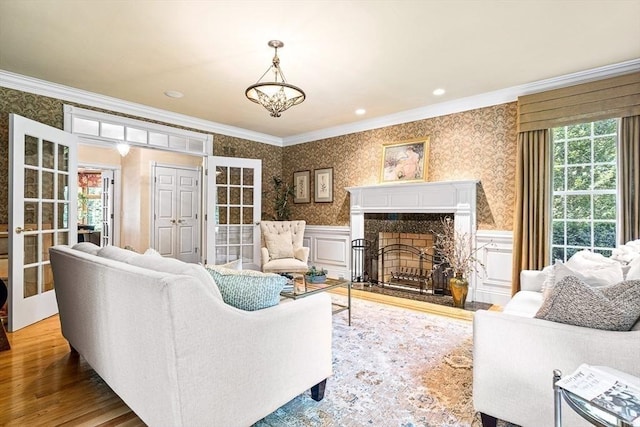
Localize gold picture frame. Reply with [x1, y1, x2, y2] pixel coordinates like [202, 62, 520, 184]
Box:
[380, 137, 430, 183]
[293, 170, 310, 203]
[314, 168, 333, 203]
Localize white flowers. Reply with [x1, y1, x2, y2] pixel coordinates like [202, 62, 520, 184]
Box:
[432, 217, 487, 278]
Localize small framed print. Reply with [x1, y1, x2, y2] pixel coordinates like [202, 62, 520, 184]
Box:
[293, 170, 310, 203]
[314, 168, 333, 203]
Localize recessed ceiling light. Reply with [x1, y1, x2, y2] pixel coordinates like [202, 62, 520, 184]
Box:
[164, 90, 184, 99]
[355, 108, 366, 115]
[433, 88, 445, 96]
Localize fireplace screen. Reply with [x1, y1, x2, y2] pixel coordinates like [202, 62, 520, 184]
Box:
[351, 239, 452, 295]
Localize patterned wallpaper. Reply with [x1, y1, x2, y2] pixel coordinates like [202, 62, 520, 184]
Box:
[1, 86, 516, 231]
[283, 103, 518, 230]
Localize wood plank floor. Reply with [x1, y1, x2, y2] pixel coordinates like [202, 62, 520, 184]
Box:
[0, 294, 490, 426]
[0, 315, 144, 426]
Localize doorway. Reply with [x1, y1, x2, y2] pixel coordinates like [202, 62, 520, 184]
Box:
[77, 166, 121, 247]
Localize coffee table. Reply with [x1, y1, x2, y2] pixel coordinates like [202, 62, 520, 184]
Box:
[281, 277, 351, 326]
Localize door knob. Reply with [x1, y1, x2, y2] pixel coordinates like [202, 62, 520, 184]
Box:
[15, 226, 34, 234]
[170, 219, 176, 224]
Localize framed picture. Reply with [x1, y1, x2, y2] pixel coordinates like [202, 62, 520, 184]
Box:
[293, 170, 310, 203]
[314, 168, 333, 203]
[380, 137, 430, 183]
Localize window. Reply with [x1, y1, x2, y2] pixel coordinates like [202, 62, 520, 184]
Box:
[551, 118, 618, 261]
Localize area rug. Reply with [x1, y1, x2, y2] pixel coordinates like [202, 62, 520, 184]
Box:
[254, 296, 485, 427]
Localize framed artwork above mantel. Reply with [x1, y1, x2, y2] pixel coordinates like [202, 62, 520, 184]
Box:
[380, 137, 430, 183]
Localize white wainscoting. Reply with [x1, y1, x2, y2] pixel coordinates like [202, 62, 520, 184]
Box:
[303, 225, 351, 280]
[475, 230, 513, 306]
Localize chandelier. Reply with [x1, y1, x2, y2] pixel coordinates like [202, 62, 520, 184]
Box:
[245, 40, 306, 117]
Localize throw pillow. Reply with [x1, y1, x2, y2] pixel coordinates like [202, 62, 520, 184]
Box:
[543, 259, 624, 298]
[144, 248, 162, 256]
[72, 242, 100, 256]
[97, 245, 141, 263]
[206, 259, 242, 271]
[264, 230, 294, 260]
[627, 256, 640, 281]
[535, 276, 640, 331]
[206, 267, 286, 311]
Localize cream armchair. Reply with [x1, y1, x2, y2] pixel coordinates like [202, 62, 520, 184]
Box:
[260, 220, 309, 273]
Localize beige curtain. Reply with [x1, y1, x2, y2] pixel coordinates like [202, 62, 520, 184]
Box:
[511, 129, 551, 294]
[620, 115, 640, 242]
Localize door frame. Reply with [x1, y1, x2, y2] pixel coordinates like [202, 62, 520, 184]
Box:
[78, 162, 122, 247]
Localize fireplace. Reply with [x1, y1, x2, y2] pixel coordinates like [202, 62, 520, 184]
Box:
[347, 180, 478, 300]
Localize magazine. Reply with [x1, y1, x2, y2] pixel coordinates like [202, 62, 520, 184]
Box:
[556, 364, 640, 424]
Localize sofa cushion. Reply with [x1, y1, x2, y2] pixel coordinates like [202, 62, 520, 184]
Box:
[128, 254, 223, 300]
[97, 245, 141, 263]
[535, 276, 640, 331]
[264, 230, 294, 260]
[72, 242, 100, 256]
[206, 267, 286, 311]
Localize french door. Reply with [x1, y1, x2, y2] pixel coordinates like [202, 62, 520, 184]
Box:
[9, 114, 78, 331]
[207, 156, 261, 270]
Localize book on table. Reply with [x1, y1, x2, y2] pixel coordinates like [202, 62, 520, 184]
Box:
[556, 364, 640, 424]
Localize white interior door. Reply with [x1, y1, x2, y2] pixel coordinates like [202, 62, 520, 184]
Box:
[152, 164, 200, 263]
[9, 114, 77, 331]
[206, 156, 262, 269]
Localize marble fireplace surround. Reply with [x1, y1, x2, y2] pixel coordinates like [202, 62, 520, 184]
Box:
[346, 180, 479, 301]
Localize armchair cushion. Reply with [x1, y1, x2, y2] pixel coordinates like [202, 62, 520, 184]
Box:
[264, 230, 294, 260]
[206, 267, 286, 311]
[535, 275, 640, 331]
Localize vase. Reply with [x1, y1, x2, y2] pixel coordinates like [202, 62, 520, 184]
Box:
[305, 274, 326, 284]
[450, 273, 468, 309]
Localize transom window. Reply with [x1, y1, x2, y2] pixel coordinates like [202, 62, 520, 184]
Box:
[551, 118, 618, 261]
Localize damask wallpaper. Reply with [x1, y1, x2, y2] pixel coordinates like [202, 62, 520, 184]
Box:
[283, 103, 518, 231]
[1, 85, 516, 232]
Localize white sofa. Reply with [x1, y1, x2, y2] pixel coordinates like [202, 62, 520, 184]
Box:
[473, 267, 640, 427]
[49, 244, 333, 427]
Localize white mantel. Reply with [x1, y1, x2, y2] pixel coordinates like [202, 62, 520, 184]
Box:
[346, 180, 479, 300]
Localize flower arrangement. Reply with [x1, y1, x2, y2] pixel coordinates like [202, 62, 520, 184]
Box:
[432, 217, 487, 278]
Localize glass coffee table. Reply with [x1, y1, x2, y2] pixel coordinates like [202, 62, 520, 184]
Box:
[280, 277, 351, 326]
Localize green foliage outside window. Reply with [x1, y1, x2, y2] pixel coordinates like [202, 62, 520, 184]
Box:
[551, 118, 618, 261]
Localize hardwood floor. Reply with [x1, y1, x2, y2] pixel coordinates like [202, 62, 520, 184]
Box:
[0, 315, 144, 426]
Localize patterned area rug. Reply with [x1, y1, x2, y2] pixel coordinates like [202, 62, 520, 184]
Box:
[254, 297, 487, 427]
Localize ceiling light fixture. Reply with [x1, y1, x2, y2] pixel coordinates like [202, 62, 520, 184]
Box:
[355, 109, 366, 115]
[116, 143, 130, 157]
[245, 40, 305, 118]
[433, 88, 445, 96]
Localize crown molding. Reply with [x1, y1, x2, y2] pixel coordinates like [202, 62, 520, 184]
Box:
[3, 58, 639, 148]
[0, 70, 282, 146]
[282, 58, 640, 146]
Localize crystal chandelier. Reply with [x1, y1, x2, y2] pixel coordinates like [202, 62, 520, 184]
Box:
[245, 40, 306, 117]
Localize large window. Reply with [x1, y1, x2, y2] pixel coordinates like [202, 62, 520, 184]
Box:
[551, 118, 618, 261]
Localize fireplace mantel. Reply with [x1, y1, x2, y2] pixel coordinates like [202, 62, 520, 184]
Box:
[346, 180, 479, 300]
[346, 180, 478, 240]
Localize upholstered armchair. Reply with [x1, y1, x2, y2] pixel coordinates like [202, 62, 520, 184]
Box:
[260, 220, 309, 273]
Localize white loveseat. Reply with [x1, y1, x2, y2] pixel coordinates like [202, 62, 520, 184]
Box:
[49, 244, 332, 427]
[473, 254, 640, 427]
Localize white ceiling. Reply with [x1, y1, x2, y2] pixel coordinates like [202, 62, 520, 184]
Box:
[1, 0, 639, 143]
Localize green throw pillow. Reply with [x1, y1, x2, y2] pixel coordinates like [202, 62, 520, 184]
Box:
[206, 267, 286, 311]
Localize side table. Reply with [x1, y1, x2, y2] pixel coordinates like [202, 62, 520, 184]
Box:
[554, 369, 640, 427]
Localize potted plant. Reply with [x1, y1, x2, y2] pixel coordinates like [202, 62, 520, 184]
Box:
[266, 176, 296, 221]
[305, 266, 328, 284]
[432, 217, 488, 308]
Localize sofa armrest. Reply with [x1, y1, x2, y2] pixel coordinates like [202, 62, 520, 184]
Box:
[294, 246, 310, 264]
[520, 269, 546, 292]
[473, 310, 640, 427]
[261, 247, 270, 266]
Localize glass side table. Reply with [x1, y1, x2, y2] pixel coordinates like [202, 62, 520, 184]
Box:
[554, 369, 640, 427]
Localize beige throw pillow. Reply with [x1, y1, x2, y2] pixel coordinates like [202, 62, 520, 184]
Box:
[264, 230, 294, 260]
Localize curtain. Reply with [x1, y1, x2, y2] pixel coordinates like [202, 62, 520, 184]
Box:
[619, 115, 640, 242]
[511, 129, 551, 294]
